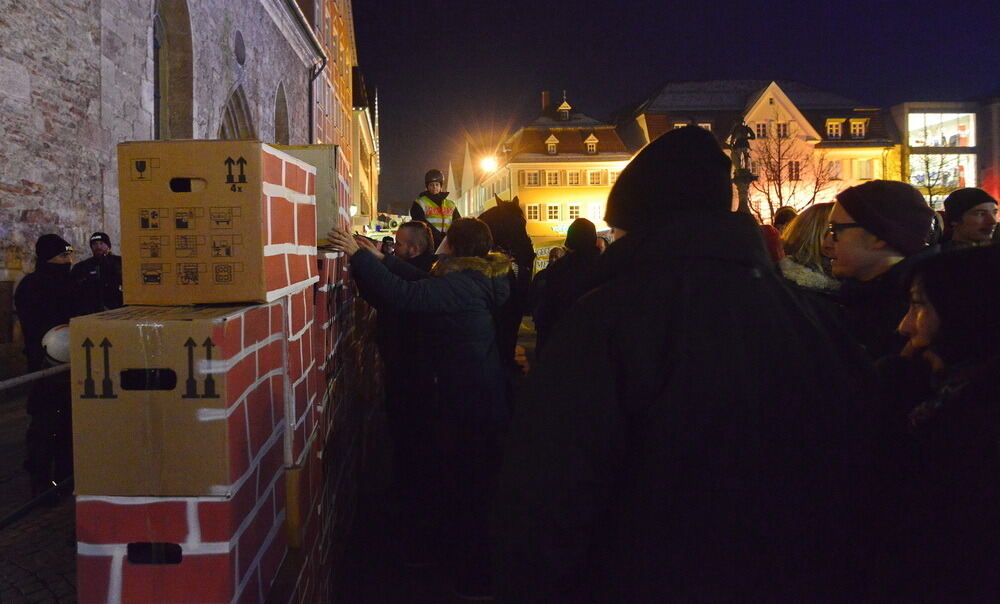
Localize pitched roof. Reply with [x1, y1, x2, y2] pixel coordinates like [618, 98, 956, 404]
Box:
[636, 79, 867, 114]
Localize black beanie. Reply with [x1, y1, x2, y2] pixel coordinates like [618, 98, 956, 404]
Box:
[35, 234, 73, 262]
[943, 188, 997, 224]
[836, 180, 935, 256]
[565, 218, 597, 250]
[89, 232, 112, 247]
[605, 126, 732, 231]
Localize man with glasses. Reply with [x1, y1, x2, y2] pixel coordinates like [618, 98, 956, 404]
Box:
[824, 180, 936, 360]
[15, 234, 83, 499]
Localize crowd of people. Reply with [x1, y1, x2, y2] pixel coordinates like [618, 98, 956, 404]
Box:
[329, 125, 998, 602]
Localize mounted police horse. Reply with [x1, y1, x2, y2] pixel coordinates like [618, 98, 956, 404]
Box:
[479, 195, 536, 371]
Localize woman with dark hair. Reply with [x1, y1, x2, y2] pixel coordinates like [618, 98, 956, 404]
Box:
[328, 218, 511, 599]
[876, 244, 999, 603]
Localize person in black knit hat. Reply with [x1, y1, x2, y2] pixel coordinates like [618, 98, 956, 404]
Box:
[941, 187, 997, 249]
[15, 234, 83, 498]
[71, 231, 123, 314]
[825, 180, 937, 361]
[496, 126, 872, 603]
[532, 218, 600, 356]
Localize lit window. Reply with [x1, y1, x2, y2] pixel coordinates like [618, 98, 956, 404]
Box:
[853, 159, 873, 180]
[546, 171, 559, 186]
[907, 113, 976, 147]
[827, 159, 842, 180]
[788, 161, 801, 181]
[526, 171, 540, 186]
[588, 203, 603, 222]
[755, 123, 768, 138]
[850, 120, 866, 139]
[568, 171, 580, 185]
[776, 123, 789, 138]
[547, 143, 557, 155]
[698, 123, 712, 131]
[547, 204, 560, 220]
[586, 142, 597, 154]
[826, 121, 843, 139]
[673, 122, 688, 130]
[526, 204, 540, 220]
[609, 170, 620, 184]
[588, 170, 603, 186]
[568, 204, 580, 219]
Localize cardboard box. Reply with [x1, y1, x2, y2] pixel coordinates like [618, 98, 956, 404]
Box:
[70, 303, 286, 496]
[117, 140, 318, 305]
[273, 145, 349, 240]
[75, 425, 286, 604]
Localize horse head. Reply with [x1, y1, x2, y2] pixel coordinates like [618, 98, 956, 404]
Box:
[482, 195, 535, 269]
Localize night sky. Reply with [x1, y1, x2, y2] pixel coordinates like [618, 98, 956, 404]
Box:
[352, 0, 999, 211]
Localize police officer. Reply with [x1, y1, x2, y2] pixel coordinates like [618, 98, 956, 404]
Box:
[15, 234, 81, 497]
[71, 231, 123, 314]
[410, 169, 460, 248]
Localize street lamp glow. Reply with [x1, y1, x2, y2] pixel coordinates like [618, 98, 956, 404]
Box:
[480, 156, 498, 172]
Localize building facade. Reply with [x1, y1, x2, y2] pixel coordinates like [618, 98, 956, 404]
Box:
[350, 66, 380, 229]
[618, 80, 900, 223]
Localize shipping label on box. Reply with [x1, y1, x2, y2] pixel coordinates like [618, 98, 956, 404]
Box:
[118, 140, 319, 305]
[70, 303, 286, 496]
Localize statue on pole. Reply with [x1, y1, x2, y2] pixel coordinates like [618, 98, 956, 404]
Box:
[727, 120, 757, 215]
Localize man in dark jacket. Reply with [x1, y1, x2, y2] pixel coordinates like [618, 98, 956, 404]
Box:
[15, 234, 81, 496]
[410, 169, 460, 249]
[940, 187, 997, 250]
[825, 181, 937, 361]
[71, 231, 123, 314]
[495, 127, 872, 603]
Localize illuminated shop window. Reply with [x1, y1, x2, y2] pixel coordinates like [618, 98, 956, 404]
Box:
[755, 123, 768, 138]
[526, 204, 540, 220]
[907, 113, 976, 147]
[568, 204, 580, 219]
[908, 154, 977, 189]
[568, 171, 580, 185]
[547, 204, 560, 220]
[826, 121, 843, 139]
[546, 171, 560, 186]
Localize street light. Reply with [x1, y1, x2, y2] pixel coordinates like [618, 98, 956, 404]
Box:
[480, 156, 498, 172]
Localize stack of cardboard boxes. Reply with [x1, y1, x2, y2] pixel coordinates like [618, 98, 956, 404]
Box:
[70, 141, 364, 603]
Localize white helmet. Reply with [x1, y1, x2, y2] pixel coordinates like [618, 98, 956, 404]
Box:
[41, 324, 71, 365]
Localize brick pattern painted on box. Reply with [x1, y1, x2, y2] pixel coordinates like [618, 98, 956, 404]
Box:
[261, 145, 319, 302]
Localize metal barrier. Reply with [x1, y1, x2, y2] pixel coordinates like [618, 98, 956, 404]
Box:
[0, 363, 69, 394]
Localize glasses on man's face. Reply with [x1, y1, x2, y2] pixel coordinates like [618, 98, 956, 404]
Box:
[826, 222, 863, 242]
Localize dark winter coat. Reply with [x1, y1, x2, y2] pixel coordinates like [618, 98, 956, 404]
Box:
[533, 247, 601, 353]
[349, 250, 511, 427]
[15, 262, 79, 371]
[875, 355, 1000, 603]
[837, 248, 937, 362]
[70, 253, 123, 314]
[495, 212, 873, 603]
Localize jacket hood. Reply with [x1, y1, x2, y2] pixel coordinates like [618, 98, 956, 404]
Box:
[431, 252, 511, 278]
[779, 257, 840, 291]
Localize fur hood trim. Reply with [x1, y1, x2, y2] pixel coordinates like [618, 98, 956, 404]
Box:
[432, 252, 512, 278]
[779, 257, 840, 291]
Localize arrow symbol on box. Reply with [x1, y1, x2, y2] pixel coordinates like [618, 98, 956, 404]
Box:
[235, 157, 247, 183]
[202, 337, 219, 398]
[81, 338, 97, 398]
[182, 337, 199, 398]
[225, 157, 235, 183]
[99, 338, 117, 399]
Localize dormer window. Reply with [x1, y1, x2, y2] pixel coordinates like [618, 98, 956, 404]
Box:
[545, 134, 559, 155]
[826, 119, 844, 139]
[559, 109, 569, 121]
[584, 133, 599, 154]
[850, 119, 868, 139]
[557, 97, 572, 121]
[586, 142, 596, 153]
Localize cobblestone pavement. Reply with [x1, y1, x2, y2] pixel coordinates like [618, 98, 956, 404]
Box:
[0, 389, 76, 604]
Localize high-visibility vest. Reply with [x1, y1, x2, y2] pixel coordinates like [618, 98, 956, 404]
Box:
[416, 195, 458, 233]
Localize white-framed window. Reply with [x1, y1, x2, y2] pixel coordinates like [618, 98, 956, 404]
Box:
[854, 159, 873, 180]
[827, 159, 842, 180]
[547, 204, 560, 220]
[850, 120, 867, 139]
[776, 122, 789, 138]
[526, 171, 540, 186]
[547, 143, 557, 155]
[586, 142, 597, 154]
[546, 171, 560, 186]
[526, 204, 540, 220]
[755, 122, 768, 138]
[588, 170, 603, 186]
[568, 204, 580, 219]
[826, 121, 843, 139]
[788, 160, 801, 181]
[609, 170, 620, 184]
[698, 122, 712, 131]
[568, 171, 580, 185]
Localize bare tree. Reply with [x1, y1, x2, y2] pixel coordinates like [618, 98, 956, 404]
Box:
[908, 119, 961, 206]
[747, 114, 834, 223]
